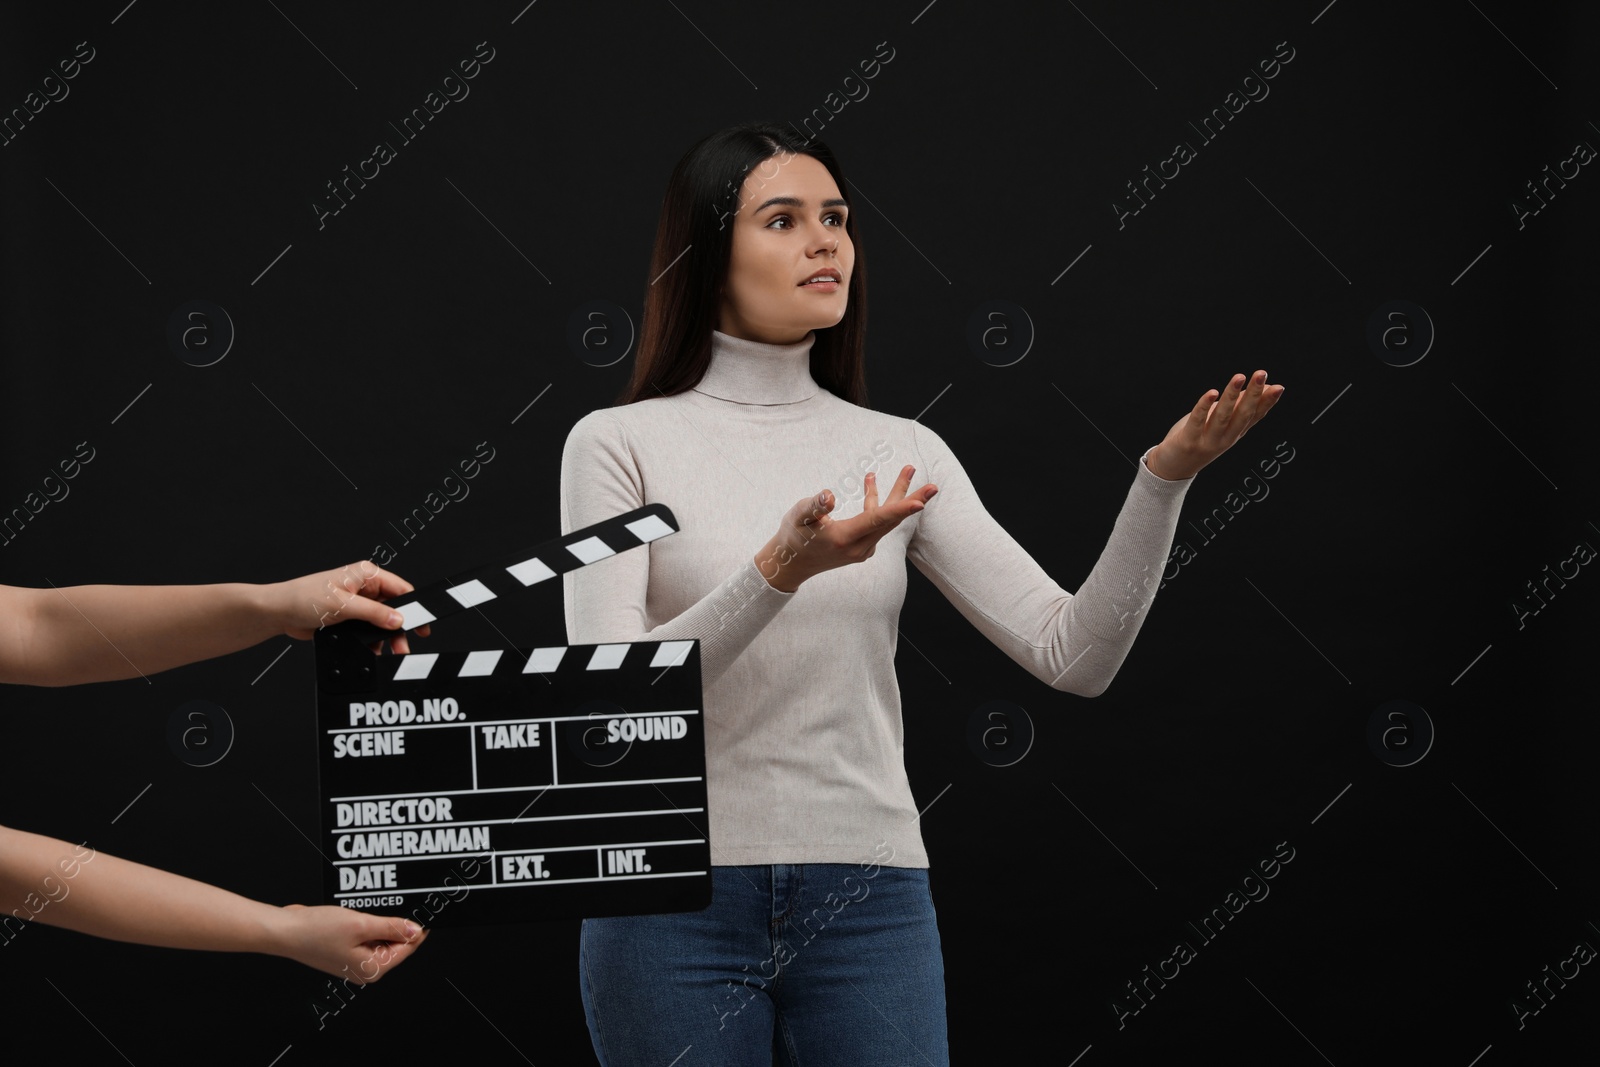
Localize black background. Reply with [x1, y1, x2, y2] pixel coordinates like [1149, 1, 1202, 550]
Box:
[1, 2, 1595, 1064]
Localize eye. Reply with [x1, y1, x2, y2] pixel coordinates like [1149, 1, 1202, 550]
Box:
[765, 212, 848, 230]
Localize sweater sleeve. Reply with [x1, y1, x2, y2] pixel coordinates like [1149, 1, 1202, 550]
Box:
[558, 409, 797, 688]
[905, 421, 1193, 698]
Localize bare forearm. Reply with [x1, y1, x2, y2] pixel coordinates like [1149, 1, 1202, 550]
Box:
[0, 825, 284, 955]
[7, 583, 283, 686]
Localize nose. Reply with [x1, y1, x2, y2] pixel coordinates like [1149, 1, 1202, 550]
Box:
[808, 220, 842, 258]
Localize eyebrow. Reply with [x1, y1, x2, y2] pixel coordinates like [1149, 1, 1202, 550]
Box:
[751, 196, 849, 214]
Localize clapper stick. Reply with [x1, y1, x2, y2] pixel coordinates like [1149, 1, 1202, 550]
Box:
[315, 502, 680, 693]
[311, 502, 712, 926]
[318, 503, 679, 655]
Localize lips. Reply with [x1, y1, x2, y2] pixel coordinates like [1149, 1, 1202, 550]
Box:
[798, 269, 842, 286]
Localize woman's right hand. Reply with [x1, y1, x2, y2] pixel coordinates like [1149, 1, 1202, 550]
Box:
[754, 466, 937, 593]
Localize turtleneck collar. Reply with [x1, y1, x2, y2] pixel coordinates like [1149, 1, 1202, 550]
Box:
[693, 328, 820, 406]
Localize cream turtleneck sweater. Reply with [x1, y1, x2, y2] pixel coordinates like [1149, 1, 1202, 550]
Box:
[559, 328, 1194, 867]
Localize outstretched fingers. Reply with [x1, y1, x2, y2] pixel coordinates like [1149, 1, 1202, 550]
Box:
[1189, 388, 1219, 427]
[1242, 371, 1285, 420]
[1209, 373, 1248, 436]
[882, 466, 914, 506]
[862, 467, 914, 524]
[1221, 371, 1281, 443]
[869, 467, 931, 525]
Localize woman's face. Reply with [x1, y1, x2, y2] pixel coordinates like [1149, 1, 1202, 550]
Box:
[717, 151, 854, 345]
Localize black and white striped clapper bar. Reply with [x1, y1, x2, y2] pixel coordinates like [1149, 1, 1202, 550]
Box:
[313, 503, 709, 927]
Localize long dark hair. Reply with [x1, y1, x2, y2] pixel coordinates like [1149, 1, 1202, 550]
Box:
[615, 121, 868, 408]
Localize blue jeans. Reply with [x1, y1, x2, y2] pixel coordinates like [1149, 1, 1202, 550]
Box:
[580, 864, 950, 1066]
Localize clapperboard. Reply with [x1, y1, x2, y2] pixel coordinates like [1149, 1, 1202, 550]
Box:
[313, 504, 710, 926]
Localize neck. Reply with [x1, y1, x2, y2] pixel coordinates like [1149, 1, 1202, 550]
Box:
[695, 328, 820, 405]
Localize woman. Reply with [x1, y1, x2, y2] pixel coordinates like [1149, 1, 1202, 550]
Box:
[560, 122, 1283, 1065]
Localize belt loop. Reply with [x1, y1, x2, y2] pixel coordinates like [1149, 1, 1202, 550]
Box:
[769, 863, 786, 923]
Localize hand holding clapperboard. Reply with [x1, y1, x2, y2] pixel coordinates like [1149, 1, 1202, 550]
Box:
[313, 504, 710, 927]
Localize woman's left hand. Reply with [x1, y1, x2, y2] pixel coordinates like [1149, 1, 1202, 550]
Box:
[1146, 370, 1285, 481]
